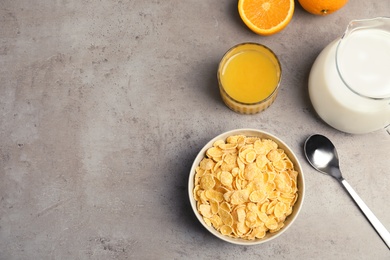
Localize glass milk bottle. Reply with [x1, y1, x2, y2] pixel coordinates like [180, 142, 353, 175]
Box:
[308, 17, 390, 134]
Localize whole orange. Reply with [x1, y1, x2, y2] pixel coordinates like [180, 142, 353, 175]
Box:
[298, 0, 348, 15]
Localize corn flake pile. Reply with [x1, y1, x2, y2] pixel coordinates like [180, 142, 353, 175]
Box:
[193, 135, 299, 240]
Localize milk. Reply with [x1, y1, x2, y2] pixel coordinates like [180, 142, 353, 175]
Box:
[337, 29, 390, 99]
[309, 28, 390, 134]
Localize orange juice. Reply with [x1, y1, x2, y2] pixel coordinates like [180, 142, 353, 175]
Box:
[218, 43, 281, 114]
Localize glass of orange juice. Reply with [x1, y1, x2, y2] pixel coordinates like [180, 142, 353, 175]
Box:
[218, 43, 281, 114]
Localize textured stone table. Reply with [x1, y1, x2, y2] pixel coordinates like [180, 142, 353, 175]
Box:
[1, 1, 389, 259]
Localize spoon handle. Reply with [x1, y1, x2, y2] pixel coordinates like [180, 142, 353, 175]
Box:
[341, 179, 390, 249]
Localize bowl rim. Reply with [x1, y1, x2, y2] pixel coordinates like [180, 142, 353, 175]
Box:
[188, 128, 305, 245]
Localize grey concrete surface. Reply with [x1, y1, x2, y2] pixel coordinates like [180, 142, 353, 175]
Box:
[1, 0, 390, 259]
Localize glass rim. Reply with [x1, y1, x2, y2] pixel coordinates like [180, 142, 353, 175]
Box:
[217, 42, 282, 106]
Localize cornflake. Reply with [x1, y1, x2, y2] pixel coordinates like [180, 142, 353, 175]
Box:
[193, 135, 299, 240]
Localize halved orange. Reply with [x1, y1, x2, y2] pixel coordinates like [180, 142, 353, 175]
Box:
[238, 0, 295, 36]
[298, 0, 348, 16]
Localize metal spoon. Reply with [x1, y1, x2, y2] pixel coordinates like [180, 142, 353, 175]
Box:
[304, 134, 390, 249]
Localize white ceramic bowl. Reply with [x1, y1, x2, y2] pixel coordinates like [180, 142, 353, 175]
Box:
[188, 128, 305, 245]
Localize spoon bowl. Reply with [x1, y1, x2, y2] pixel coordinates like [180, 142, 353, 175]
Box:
[304, 134, 390, 249]
[304, 134, 342, 180]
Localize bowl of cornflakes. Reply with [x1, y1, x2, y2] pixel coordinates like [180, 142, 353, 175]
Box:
[188, 128, 305, 245]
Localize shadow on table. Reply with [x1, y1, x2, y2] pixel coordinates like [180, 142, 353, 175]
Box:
[195, 60, 223, 106]
[172, 147, 213, 240]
